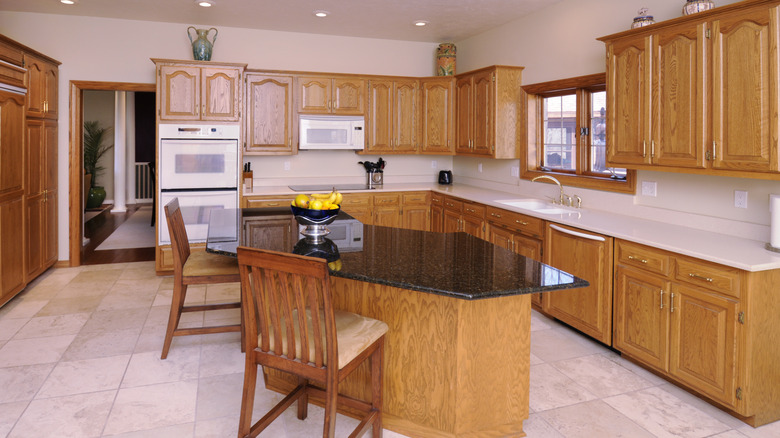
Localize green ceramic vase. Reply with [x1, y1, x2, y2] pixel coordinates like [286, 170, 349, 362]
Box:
[86, 186, 106, 210]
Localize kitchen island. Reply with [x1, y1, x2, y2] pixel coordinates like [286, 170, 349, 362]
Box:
[207, 208, 588, 437]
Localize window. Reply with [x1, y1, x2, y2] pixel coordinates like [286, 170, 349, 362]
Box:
[523, 73, 635, 194]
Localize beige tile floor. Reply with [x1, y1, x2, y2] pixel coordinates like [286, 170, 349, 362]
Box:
[1, 262, 779, 437]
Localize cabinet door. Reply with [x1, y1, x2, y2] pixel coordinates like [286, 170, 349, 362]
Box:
[614, 266, 671, 371]
[43, 62, 58, 119]
[23, 54, 45, 117]
[201, 67, 241, 121]
[455, 76, 473, 153]
[393, 79, 418, 152]
[472, 70, 494, 156]
[297, 76, 331, 114]
[420, 78, 454, 154]
[243, 217, 295, 252]
[443, 208, 461, 233]
[669, 283, 738, 407]
[711, 7, 779, 172]
[430, 205, 443, 232]
[544, 224, 614, 344]
[652, 23, 706, 168]
[332, 77, 365, 115]
[25, 194, 44, 279]
[461, 215, 484, 239]
[43, 188, 57, 268]
[366, 80, 393, 153]
[402, 205, 429, 231]
[513, 233, 542, 261]
[487, 225, 513, 250]
[245, 75, 294, 154]
[25, 120, 44, 196]
[0, 196, 25, 303]
[606, 36, 651, 166]
[373, 205, 401, 227]
[159, 65, 201, 120]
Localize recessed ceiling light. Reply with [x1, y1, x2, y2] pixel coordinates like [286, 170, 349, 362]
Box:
[60, 0, 77, 4]
[196, 0, 214, 7]
[414, 20, 429, 27]
[313, 10, 329, 18]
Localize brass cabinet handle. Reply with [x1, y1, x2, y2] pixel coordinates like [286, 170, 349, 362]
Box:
[628, 255, 648, 264]
[651, 140, 655, 158]
[670, 292, 675, 313]
[659, 289, 664, 309]
[643, 141, 647, 158]
[465, 207, 475, 213]
[688, 273, 714, 282]
[515, 219, 529, 226]
[491, 212, 502, 218]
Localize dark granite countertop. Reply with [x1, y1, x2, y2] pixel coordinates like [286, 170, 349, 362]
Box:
[206, 208, 588, 300]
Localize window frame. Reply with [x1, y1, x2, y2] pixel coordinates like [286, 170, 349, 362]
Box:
[522, 73, 636, 194]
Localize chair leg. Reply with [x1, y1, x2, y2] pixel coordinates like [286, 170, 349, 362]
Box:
[296, 377, 308, 420]
[161, 282, 186, 359]
[322, 374, 338, 438]
[238, 361, 259, 438]
[371, 339, 384, 437]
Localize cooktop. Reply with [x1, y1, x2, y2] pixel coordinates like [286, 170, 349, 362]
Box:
[288, 184, 376, 192]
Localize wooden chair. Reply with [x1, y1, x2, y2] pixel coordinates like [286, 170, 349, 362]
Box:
[236, 246, 387, 438]
[161, 198, 242, 359]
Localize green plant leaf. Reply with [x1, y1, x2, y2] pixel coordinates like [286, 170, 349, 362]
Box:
[83, 120, 114, 188]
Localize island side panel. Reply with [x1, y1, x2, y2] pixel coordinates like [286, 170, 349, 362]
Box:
[454, 293, 531, 436]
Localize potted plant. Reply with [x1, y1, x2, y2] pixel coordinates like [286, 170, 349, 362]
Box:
[83, 120, 113, 209]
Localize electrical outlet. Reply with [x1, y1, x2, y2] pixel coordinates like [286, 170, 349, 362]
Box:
[431, 160, 437, 169]
[511, 166, 520, 177]
[641, 181, 657, 197]
[478, 163, 483, 173]
[283, 161, 290, 171]
[734, 190, 748, 208]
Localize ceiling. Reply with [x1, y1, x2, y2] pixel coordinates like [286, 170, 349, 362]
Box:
[1, 0, 560, 43]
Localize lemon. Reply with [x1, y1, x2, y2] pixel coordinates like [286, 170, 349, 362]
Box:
[321, 201, 332, 209]
[309, 199, 323, 210]
[294, 194, 309, 208]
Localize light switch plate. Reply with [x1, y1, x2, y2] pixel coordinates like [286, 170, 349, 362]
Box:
[641, 181, 657, 197]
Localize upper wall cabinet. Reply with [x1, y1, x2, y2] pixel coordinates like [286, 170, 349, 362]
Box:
[454, 65, 525, 159]
[599, 0, 780, 177]
[24, 53, 58, 119]
[365, 78, 418, 154]
[154, 59, 246, 122]
[419, 77, 455, 155]
[244, 73, 294, 155]
[296, 76, 365, 115]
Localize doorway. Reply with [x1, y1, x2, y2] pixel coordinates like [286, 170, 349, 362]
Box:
[68, 81, 155, 267]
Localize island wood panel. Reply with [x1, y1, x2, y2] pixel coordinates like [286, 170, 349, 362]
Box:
[263, 276, 531, 438]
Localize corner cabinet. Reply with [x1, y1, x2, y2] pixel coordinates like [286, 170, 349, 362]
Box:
[613, 239, 780, 427]
[599, 1, 780, 177]
[454, 66, 525, 159]
[365, 78, 418, 154]
[419, 77, 455, 155]
[244, 73, 294, 155]
[154, 59, 246, 122]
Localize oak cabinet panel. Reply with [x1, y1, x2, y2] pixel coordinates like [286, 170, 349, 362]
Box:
[401, 192, 429, 231]
[296, 76, 365, 115]
[441, 196, 485, 239]
[0, 196, 25, 305]
[243, 216, 296, 252]
[23, 53, 58, 119]
[245, 74, 294, 155]
[366, 79, 418, 153]
[372, 193, 401, 228]
[24, 119, 58, 279]
[157, 61, 243, 122]
[419, 77, 455, 154]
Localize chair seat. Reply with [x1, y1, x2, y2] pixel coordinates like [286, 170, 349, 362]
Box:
[265, 309, 388, 369]
[183, 250, 240, 278]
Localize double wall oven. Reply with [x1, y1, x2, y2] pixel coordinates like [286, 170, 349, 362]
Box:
[157, 124, 240, 244]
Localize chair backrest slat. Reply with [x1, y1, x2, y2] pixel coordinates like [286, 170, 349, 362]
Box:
[163, 198, 191, 272]
[238, 246, 336, 369]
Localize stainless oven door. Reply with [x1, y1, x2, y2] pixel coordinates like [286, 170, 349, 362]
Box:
[159, 138, 239, 189]
[159, 190, 237, 244]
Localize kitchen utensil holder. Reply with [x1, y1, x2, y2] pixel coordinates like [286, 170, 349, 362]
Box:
[243, 171, 253, 191]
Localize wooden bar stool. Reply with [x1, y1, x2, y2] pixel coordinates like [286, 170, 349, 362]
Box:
[161, 198, 242, 359]
[236, 246, 387, 438]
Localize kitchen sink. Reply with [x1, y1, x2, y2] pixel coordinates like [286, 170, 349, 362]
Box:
[494, 199, 572, 215]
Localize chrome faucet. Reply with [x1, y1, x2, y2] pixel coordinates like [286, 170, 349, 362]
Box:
[531, 175, 565, 205]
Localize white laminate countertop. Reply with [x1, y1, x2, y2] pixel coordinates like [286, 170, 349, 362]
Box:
[244, 183, 780, 272]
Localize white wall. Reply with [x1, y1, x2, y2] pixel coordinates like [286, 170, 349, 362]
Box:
[0, 11, 440, 262]
[453, 0, 775, 241]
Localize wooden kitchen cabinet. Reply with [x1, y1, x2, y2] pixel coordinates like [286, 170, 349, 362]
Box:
[400, 191, 429, 231]
[340, 193, 373, 225]
[365, 78, 418, 153]
[429, 192, 444, 232]
[442, 195, 485, 239]
[155, 59, 245, 122]
[25, 119, 58, 280]
[419, 77, 455, 155]
[296, 76, 365, 115]
[244, 73, 294, 155]
[543, 223, 613, 345]
[599, 1, 780, 176]
[243, 215, 296, 252]
[454, 66, 524, 159]
[372, 193, 401, 227]
[486, 206, 544, 307]
[241, 195, 295, 208]
[23, 52, 58, 119]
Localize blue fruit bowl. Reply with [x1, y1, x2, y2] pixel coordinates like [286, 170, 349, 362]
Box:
[291, 205, 340, 226]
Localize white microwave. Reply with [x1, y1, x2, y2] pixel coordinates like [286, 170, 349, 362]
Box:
[299, 115, 365, 150]
[298, 217, 364, 252]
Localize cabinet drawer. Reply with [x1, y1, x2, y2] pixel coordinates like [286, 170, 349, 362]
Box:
[486, 206, 543, 237]
[341, 193, 372, 207]
[243, 197, 294, 208]
[443, 197, 463, 211]
[373, 193, 400, 206]
[462, 202, 485, 219]
[675, 258, 741, 298]
[616, 240, 671, 276]
[430, 192, 444, 206]
[402, 191, 429, 205]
